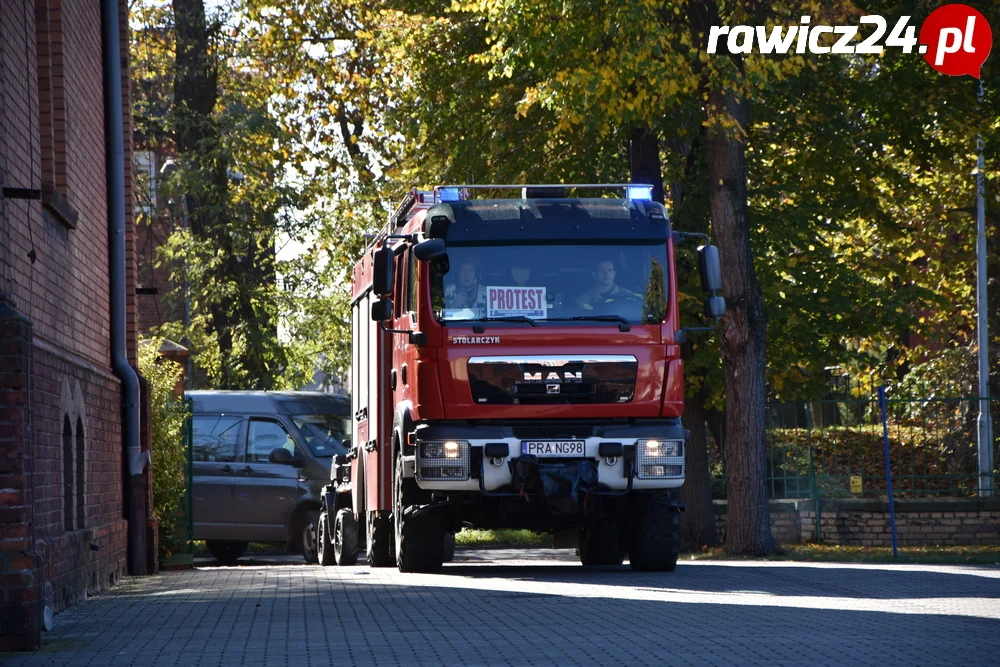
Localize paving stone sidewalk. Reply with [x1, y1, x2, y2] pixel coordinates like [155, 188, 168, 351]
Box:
[5, 549, 1000, 667]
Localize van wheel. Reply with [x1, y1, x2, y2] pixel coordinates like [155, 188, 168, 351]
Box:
[366, 511, 395, 567]
[395, 450, 444, 572]
[333, 509, 358, 566]
[302, 510, 320, 564]
[628, 494, 680, 572]
[206, 540, 247, 565]
[317, 510, 336, 566]
[578, 520, 625, 566]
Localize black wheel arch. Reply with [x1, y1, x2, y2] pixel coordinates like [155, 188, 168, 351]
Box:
[287, 500, 322, 549]
[392, 401, 416, 457]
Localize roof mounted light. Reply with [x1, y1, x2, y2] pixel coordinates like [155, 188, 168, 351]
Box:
[626, 185, 653, 201]
[438, 187, 462, 203]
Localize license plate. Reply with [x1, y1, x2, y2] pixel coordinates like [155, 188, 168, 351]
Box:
[521, 440, 585, 457]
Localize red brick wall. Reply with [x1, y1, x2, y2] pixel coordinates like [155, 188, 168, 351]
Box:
[0, 308, 39, 650]
[1, 0, 138, 650]
[136, 211, 180, 333]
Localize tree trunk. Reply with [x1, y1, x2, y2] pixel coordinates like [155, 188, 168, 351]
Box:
[704, 83, 775, 555]
[174, 0, 238, 386]
[680, 384, 719, 549]
[629, 128, 665, 205]
[690, 0, 775, 556]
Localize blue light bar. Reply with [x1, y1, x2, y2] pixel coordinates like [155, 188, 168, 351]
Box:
[439, 187, 462, 202]
[627, 185, 653, 201]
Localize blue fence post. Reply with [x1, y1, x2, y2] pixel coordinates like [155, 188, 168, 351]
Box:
[877, 386, 899, 558]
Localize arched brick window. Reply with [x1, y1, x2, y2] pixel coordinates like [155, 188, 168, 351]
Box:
[63, 416, 73, 531]
[76, 417, 85, 529]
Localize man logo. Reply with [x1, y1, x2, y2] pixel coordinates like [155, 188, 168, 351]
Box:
[524, 371, 583, 383]
[546, 384, 561, 394]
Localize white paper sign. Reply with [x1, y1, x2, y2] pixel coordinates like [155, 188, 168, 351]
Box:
[486, 286, 547, 318]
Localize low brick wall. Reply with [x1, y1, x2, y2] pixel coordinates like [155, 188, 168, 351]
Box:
[714, 498, 1000, 546]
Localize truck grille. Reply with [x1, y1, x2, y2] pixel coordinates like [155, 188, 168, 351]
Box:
[467, 355, 637, 405]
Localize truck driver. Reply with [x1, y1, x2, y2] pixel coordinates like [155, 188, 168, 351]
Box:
[575, 259, 638, 310]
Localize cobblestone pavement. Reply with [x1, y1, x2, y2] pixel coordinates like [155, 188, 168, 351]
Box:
[6, 549, 1000, 667]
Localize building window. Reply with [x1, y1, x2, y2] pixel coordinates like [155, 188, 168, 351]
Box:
[76, 418, 85, 529]
[63, 417, 73, 531]
[35, 0, 79, 228]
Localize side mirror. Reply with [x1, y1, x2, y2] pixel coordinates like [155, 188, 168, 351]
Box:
[697, 245, 723, 294]
[431, 255, 450, 277]
[413, 238, 446, 261]
[371, 298, 393, 322]
[704, 295, 726, 319]
[373, 245, 395, 296]
[342, 438, 352, 452]
[269, 448, 302, 466]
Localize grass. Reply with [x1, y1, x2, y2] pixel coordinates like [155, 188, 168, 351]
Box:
[454, 530, 999, 564]
[454, 529, 552, 548]
[687, 543, 1000, 565]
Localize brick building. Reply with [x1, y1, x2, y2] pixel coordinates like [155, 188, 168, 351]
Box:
[1, 0, 150, 650]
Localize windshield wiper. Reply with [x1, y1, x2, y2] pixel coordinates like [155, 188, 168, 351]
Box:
[450, 316, 540, 333]
[549, 315, 631, 331]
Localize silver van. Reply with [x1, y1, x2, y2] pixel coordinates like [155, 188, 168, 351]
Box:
[188, 391, 351, 564]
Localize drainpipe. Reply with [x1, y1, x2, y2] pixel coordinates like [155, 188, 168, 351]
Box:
[102, 0, 148, 575]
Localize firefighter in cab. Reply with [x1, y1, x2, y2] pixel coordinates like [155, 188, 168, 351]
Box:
[445, 258, 488, 311]
[575, 259, 639, 309]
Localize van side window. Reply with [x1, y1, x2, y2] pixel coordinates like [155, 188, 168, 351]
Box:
[192, 416, 241, 463]
[247, 419, 296, 463]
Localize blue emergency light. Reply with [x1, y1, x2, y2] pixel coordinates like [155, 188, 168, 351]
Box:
[438, 187, 462, 202]
[627, 185, 653, 201]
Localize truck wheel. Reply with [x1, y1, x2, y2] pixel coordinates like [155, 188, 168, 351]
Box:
[578, 520, 625, 566]
[302, 509, 321, 564]
[628, 494, 680, 572]
[395, 450, 444, 573]
[206, 540, 248, 565]
[366, 510, 395, 567]
[333, 509, 358, 566]
[443, 532, 456, 563]
[317, 510, 335, 566]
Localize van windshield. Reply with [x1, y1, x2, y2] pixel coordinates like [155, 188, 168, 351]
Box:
[291, 414, 351, 457]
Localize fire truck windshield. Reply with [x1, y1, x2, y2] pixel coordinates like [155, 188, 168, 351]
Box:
[431, 242, 669, 325]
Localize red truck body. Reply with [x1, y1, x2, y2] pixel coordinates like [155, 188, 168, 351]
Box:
[325, 185, 719, 572]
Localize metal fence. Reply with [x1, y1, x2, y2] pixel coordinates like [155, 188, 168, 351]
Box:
[711, 392, 999, 500]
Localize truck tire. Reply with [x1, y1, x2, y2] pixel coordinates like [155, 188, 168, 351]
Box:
[395, 450, 444, 573]
[366, 510, 395, 567]
[628, 494, 680, 572]
[443, 532, 456, 563]
[317, 510, 335, 566]
[578, 520, 625, 566]
[333, 508, 358, 566]
[302, 509, 320, 564]
[206, 540, 248, 565]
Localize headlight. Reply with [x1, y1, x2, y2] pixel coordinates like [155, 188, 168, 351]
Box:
[417, 440, 470, 481]
[636, 438, 684, 479]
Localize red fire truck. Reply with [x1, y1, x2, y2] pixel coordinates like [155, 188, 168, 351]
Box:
[316, 184, 724, 572]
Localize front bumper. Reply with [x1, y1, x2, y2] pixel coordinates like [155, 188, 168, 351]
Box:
[410, 419, 687, 492]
